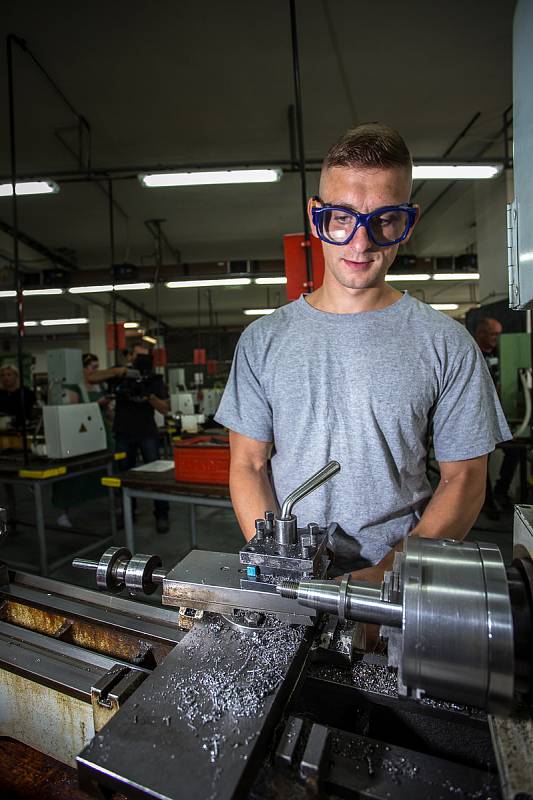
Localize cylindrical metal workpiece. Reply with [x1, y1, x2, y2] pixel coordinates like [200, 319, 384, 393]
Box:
[275, 515, 297, 547]
[280, 460, 340, 519]
[278, 577, 403, 627]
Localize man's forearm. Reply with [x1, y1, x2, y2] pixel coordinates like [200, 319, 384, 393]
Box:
[351, 465, 486, 585]
[410, 471, 485, 541]
[148, 395, 169, 414]
[230, 463, 278, 541]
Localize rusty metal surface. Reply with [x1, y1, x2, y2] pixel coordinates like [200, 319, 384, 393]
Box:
[0, 667, 95, 767]
[0, 598, 172, 666]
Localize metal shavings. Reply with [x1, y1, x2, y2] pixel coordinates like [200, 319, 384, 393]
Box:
[157, 615, 305, 766]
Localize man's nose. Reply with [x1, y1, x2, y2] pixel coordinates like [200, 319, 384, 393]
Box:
[348, 222, 372, 250]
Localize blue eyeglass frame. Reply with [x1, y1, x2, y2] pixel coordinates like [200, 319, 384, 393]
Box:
[311, 197, 417, 247]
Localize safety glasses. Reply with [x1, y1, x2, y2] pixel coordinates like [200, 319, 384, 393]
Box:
[311, 197, 417, 247]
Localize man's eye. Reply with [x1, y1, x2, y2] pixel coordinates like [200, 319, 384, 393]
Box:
[375, 214, 398, 227]
[332, 214, 352, 225]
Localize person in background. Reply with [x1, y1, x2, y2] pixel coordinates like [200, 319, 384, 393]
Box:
[0, 363, 35, 429]
[474, 317, 520, 513]
[114, 341, 170, 533]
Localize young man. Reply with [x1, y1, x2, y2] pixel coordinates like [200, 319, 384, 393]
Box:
[215, 123, 510, 582]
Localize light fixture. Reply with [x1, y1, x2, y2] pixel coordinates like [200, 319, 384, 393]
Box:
[243, 308, 277, 316]
[0, 320, 38, 328]
[254, 277, 288, 285]
[40, 317, 89, 326]
[113, 282, 152, 291]
[0, 290, 16, 298]
[69, 285, 114, 294]
[124, 321, 140, 329]
[165, 278, 251, 288]
[413, 165, 502, 180]
[139, 169, 282, 188]
[142, 334, 157, 345]
[0, 180, 59, 197]
[430, 303, 460, 311]
[432, 272, 480, 281]
[23, 288, 64, 296]
[385, 274, 431, 282]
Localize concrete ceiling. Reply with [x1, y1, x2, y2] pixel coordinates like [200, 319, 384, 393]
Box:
[0, 0, 515, 330]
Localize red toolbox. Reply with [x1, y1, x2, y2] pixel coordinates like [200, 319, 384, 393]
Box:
[173, 435, 230, 485]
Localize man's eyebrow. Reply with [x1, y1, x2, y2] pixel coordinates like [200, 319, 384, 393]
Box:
[322, 200, 359, 212]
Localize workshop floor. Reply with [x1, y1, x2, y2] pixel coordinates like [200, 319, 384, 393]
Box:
[1, 485, 516, 598]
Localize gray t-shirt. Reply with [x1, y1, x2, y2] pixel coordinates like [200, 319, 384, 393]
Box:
[215, 293, 511, 565]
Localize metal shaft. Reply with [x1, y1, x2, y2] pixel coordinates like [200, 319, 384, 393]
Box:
[280, 460, 340, 519]
[72, 558, 98, 572]
[278, 577, 403, 627]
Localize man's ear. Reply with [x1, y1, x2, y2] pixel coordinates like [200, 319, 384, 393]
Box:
[404, 204, 420, 243]
[307, 197, 320, 239]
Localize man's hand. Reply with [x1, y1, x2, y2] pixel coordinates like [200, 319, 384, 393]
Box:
[229, 430, 277, 541]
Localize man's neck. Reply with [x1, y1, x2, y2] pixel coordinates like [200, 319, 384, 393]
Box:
[306, 281, 403, 314]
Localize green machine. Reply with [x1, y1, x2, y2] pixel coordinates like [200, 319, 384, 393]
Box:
[499, 332, 531, 422]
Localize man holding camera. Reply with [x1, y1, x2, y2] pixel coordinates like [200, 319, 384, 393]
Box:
[114, 341, 170, 533]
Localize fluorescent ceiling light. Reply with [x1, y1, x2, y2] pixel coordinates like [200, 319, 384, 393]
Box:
[413, 165, 502, 180]
[124, 321, 140, 328]
[0, 290, 16, 298]
[139, 169, 282, 188]
[385, 274, 431, 282]
[69, 285, 114, 294]
[244, 308, 277, 316]
[23, 287, 64, 296]
[40, 317, 89, 326]
[142, 335, 157, 344]
[255, 277, 288, 285]
[0, 320, 38, 328]
[166, 278, 251, 288]
[0, 180, 59, 197]
[431, 303, 460, 311]
[114, 282, 152, 291]
[433, 272, 480, 281]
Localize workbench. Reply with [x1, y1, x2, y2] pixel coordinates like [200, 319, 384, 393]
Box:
[104, 462, 232, 553]
[0, 450, 122, 576]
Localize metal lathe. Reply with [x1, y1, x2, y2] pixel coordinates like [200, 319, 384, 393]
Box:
[0, 460, 532, 799]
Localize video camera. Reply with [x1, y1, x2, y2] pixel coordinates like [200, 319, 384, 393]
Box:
[111, 354, 162, 403]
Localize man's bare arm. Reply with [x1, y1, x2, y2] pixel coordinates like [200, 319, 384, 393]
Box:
[229, 430, 277, 541]
[148, 394, 170, 414]
[351, 454, 488, 584]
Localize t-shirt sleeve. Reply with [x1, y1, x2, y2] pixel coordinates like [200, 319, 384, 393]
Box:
[215, 333, 273, 442]
[432, 338, 512, 462]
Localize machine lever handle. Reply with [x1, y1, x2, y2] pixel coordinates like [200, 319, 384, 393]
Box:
[280, 460, 340, 519]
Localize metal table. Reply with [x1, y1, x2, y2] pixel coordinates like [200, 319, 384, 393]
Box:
[0, 450, 122, 576]
[105, 464, 233, 553]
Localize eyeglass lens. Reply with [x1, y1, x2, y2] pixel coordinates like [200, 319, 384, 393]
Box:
[320, 208, 410, 245]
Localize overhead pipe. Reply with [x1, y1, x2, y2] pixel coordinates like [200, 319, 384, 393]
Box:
[289, 0, 313, 287]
